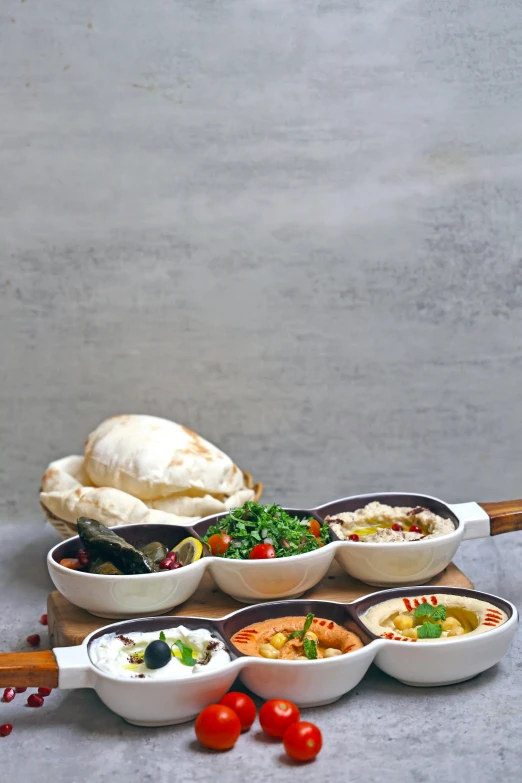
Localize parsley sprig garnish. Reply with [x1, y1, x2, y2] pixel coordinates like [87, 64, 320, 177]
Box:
[202, 502, 330, 559]
[413, 603, 446, 638]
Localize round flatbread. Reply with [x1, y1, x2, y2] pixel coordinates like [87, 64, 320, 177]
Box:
[146, 487, 255, 517]
[40, 485, 195, 529]
[83, 415, 246, 500]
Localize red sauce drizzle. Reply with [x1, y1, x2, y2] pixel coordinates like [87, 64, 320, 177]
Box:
[413, 598, 420, 607]
[430, 596, 438, 605]
[421, 597, 428, 603]
[403, 598, 413, 612]
[327, 621, 334, 630]
[483, 622, 497, 626]
[319, 620, 326, 626]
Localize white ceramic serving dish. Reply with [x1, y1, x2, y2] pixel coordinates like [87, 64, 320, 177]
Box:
[48, 492, 522, 618]
[1, 587, 517, 727]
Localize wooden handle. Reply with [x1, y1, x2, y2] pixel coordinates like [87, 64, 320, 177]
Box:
[0, 650, 59, 688]
[479, 500, 522, 536]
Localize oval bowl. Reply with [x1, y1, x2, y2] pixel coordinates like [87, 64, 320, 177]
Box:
[48, 524, 208, 618]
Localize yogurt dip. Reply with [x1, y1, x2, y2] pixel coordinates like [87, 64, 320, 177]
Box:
[360, 593, 507, 642]
[89, 626, 231, 679]
[327, 502, 455, 543]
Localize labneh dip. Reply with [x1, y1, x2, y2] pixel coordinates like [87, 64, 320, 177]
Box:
[327, 502, 455, 543]
[89, 626, 230, 679]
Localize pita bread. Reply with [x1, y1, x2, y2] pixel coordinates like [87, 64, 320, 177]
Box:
[40, 485, 195, 529]
[84, 415, 246, 500]
[146, 487, 255, 517]
[41, 455, 93, 493]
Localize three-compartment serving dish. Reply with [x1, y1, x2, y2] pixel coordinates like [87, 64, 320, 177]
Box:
[0, 587, 517, 726]
[2, 489, 519, 728]
[47, 491, 522, 617]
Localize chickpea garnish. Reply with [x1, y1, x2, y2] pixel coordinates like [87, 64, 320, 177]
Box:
[393, 614, 414, 630]
[259, 643, 281, 659]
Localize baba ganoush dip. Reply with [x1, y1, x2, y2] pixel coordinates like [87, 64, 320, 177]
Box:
[327, 502, 455, 543]
[360, 593, 507, 642]
[89, 626, 230, 679]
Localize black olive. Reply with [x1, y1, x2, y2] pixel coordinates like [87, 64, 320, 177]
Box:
[144, 640, 171, 670]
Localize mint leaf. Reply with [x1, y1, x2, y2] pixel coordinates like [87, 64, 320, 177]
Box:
[414, 603, 435, 618]
[302, 613, 315, 635]
[303, 638, 318, 659]
[417, 621, 443, 639]
[159, 631, 166, 642]
[172, 640, 198, 666]
[431, 605, 447, 621]
[287, 613, 315, 642]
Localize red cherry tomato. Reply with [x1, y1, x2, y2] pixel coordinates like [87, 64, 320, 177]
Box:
[207, 533, 232, 556]
[194, 704, 241, 750]
[307, 519, 321, 538]
[283, 721, 322, 761]
[248, 543, 276, 559]
[259, 699, 300, 738]
[218, 692, 256, 731]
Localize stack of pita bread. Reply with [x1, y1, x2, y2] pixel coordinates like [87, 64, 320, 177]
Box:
[40, 415, 262, 539]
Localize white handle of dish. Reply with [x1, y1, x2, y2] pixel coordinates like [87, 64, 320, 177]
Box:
[448, 502, 491, 540]
[54, 645, 94, 689]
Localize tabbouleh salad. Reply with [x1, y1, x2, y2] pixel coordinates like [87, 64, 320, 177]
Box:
[202, 502, 330, 560]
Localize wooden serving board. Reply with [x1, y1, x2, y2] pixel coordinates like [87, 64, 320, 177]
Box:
[47, 562, 473, 648]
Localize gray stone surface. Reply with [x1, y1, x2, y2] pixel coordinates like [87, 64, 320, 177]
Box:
[1, 0, 521, 779]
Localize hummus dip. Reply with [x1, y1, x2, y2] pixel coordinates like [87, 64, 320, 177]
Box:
[89, 626, 230, 679]
[327, 502, 455, 543]
[360, 593, 507, 642]
[231, 615, 363, 660]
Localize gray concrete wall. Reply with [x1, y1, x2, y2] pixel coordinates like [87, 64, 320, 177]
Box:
[2, 0, 522, 517]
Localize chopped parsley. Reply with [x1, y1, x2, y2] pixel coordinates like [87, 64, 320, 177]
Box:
[202, 502, 330, 559]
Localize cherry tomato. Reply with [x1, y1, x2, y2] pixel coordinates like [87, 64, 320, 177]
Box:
[259, 699, 300, 738]
[307, 518, 322, 538]
[283, 721, 323, 761]
[207, 533, 232, 556]
[218, 692, 256, 731]
[194, 704, 241, 750]
[248, 543, 276, 560]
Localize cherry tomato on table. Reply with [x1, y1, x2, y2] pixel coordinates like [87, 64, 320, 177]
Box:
[307, 518, 322, 538]
[248, 543, 276, 560]
[206, 533, 232, 556]
[194, 704, 241, 750]
[259, 699, 300, 738]
[218, 692, 256, 731]
[283, 721, 322, 762]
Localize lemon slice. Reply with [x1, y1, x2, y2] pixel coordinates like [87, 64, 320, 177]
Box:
[170, 537, 203, 566]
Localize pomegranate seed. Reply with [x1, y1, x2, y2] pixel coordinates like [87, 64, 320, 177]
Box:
[26, 634, 40, 647]
[158, 558, 172, 570]
[15, 687, 27, 693]
[38, 687, 52, 697]
[392, 523, 403, 532]
[0, 724, 13, 737]
[76, 549, 90, 566]
[40, 614, 48, 626]
[348, 534, 360, 542]
[27, 694, 44, 708]
[168, 551, 178, 561]
[167, 560, 181, 570]
[409, 525, 422, 534]
[2, 688, 15, 703]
